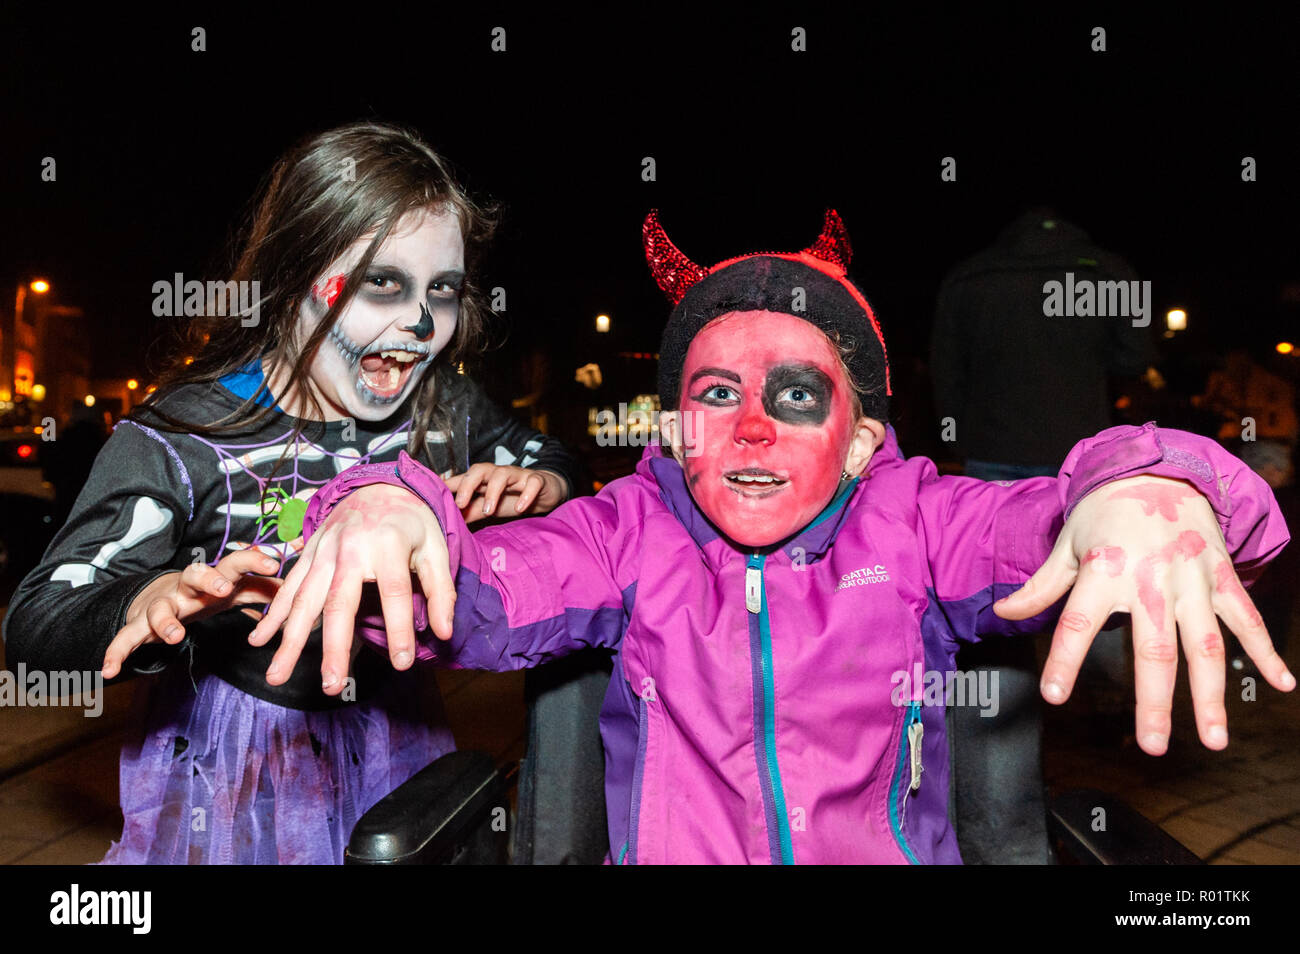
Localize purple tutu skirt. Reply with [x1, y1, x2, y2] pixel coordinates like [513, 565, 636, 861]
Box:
[100, 663, 455, 864]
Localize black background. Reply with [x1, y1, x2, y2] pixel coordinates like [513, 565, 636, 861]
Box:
[4, 6, 1297, 448]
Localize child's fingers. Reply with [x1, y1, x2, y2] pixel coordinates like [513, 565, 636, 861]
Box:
[217, 547, 281, 578]
[413, 555, 451, 633]
[414, 544, 456, 642]
[101, 619, 161, 679]
[514, 472, 544, 513]
[374, 562, 416, 670]
[320, 569, 362, 694]
[179, 561, 235, 600]
[1176, 597, 1229, 750]
[146, 596, 187, 644]
[249, 539, 318, 645]
[267, 536, 339, 684]
[481, 466, 516, 517]
[454, 463, 491, 511]
[1210, 558, 1295, 693]
[1039, 583, 1114, 705]
[994, 537, 1077, 621]
[1130, 594, 1179, 756]
[229, 575, 285, 607]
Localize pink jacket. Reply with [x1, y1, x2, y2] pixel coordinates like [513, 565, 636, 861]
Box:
[304, 423, 1288, 863]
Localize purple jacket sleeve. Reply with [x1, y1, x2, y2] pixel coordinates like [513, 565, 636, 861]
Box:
[918, 422, 1289, 639]
[302, 451, 638, 670]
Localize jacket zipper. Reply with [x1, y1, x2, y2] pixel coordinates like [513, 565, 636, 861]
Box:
[746, 553, 795, 864]
[888, 700, 922, 863]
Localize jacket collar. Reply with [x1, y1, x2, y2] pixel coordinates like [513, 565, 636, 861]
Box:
[640, 427, 903, 563]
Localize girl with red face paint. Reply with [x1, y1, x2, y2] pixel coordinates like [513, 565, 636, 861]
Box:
[2, 122, 586, 864]
[252, 211, 1291, 864]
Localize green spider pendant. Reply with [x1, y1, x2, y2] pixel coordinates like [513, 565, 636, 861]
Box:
[257, 486, 311, 543]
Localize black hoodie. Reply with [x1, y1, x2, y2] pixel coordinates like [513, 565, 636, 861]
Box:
[930, 212, 1154, 466]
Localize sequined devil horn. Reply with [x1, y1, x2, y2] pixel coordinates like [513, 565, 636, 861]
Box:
[643, 210, 709, 306]
[802, 209, 853, 271]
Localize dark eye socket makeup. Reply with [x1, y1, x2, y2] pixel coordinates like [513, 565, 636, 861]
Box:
[762, 364, 834, 425]
[363, 265, 465, 300]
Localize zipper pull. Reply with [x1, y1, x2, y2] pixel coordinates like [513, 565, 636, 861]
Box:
[907, 712, 924, 792]
[745, 565, 762, 614]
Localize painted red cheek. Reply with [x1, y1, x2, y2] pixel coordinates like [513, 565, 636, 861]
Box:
[1107, 483, 1199, 521]
[313, 274, 346, 309]
[1082, 545, 1126, 576]
[1214, 559, 1264, 628]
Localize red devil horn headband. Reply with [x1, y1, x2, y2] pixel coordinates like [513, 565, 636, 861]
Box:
[643, 208, 854, 306]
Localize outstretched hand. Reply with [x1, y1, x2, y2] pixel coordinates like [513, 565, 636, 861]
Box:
[247, 482, 454, 694]
[994, 474, 1295, 755]
[103, 548, 283, 679]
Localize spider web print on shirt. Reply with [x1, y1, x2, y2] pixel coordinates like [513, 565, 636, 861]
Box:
[184, 419, 450, 573]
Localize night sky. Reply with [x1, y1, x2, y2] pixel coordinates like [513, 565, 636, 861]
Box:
[4, 8, 1298, 425]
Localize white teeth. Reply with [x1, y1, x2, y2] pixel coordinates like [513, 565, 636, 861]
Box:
[731, 474, 779, 483]
[380, 349, 418, 363]
[388, 367, 400, 388]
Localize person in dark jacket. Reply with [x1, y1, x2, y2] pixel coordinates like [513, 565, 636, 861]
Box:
[930, 208, 1156, 863]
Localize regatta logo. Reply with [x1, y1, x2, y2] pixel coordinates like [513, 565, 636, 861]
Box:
[890, 663, 1000, 717]
[49, 884, 151, 934]
[835, 564, 890, 589]
[152, 273, 261, 327]
[1042, 272, 1152, 327]
[0, 665, 103, 717]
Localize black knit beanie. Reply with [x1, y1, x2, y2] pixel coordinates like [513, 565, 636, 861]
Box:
[644, 210, 891, 420]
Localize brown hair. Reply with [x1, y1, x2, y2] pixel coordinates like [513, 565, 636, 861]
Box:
[135, 120, 497, 466]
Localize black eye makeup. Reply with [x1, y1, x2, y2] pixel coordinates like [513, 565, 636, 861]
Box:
[428, 270, 465, 299]
[361, 266, 465, 303]
[362, 266, 411, 299]
[761, 365, 834, 425]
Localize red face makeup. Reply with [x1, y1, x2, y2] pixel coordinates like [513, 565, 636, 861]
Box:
[313, 274, 346, 309]
[674, 311, 857, 548]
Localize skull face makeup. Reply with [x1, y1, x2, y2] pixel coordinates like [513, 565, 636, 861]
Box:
[286, 206, 464, 421]
[664, 310, 883, 548]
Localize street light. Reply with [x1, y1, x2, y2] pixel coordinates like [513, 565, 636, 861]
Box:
[595, 314, 611, 333]
[11, 279, 52, 399]
[1166, 309, 1187, 332]
[127, 379, 139, 390]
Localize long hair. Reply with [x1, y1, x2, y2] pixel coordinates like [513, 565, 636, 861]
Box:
[135, 120, 497, 468]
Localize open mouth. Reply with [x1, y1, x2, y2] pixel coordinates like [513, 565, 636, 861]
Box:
[329, 328, 429, 403]
[724, 468, 789, 495]
[358, 348, 421, 399]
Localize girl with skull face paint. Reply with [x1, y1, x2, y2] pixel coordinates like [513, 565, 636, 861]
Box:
[254, 210, 1290, 864]
[2, 122, 585, 864]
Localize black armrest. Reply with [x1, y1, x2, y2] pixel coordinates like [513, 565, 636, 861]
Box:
[1049, 788, 1202, 865]
[346, 750, 516, 865]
